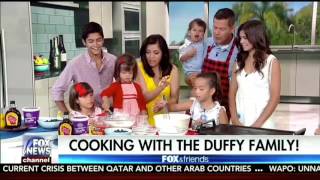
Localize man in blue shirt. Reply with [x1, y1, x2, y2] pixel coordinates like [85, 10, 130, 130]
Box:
[202, 8, 238, 119]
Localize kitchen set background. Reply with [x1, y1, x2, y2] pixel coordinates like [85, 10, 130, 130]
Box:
[0, 2, 319, 134]
[31, 6, 85, 61]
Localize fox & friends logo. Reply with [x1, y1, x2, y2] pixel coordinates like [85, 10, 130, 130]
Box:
[162, 155, 209, 163]
[21, 135, 52, 164]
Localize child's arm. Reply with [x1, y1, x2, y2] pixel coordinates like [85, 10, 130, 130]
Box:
[101, 96, 111, 113]
[100, 83, 117, 113]
[218, 108, 228, 124]
[192, 119, 206, 129]
[180, 47, 197, 62]
[168, 100, 193, 112]
[140, 110, 147, 115]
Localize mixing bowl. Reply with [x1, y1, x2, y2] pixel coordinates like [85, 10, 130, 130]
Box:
[154, 113, 190, 135]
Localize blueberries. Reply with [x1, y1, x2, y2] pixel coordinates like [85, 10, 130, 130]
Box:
[114, 129, 128, 133]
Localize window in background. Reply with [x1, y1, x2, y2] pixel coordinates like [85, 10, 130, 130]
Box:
[292, 1, 314, 45]
[169, 2, 205, 46]
[121, 3, 141, 58]
[209, 1, 314, 46]
[124, 38, 140, 58]
[124, 8, 140, 32]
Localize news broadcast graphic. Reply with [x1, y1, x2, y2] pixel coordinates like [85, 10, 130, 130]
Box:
[1, 135, 320, 174]
[57, 136, 320, 165]
[21, 135, 52, 164]
[2, 164, 320, 173]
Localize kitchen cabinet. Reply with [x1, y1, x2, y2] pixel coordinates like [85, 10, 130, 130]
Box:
[89, 2, 113, 38]
[145, 2, 168, 38]
[36, 1, 79, 8]
[35, 77, 61, 117]
[48, 77, 60, 117]
[106, 2, 141, 57]
[275, 52, 296, 96]
[295, 53, 320, 97]
[275, 50, 320, 97]
[35, 78, 49, 116]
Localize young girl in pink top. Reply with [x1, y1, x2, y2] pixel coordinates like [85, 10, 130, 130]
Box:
[100, 54, 147, 116]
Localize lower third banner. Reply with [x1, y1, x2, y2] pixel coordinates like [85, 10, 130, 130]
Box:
[1, 164, 320, 173]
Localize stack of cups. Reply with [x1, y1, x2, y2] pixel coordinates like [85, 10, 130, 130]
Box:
[71, 115, 89, 135]
[22, 107, 40, 128]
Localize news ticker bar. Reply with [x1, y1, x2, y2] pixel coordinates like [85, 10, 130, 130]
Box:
[1, 164, 320, 173]
[58, 155, 320, 164]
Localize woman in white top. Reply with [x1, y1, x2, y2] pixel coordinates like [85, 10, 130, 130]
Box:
[229, 20, 281, 128]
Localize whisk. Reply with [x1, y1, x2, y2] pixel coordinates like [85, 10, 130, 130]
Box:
[162, 95, 170, 121]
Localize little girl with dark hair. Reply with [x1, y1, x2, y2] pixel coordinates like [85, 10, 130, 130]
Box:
[69, 82, 103, 117]
[169, 72, 228, 128]
[100, 54, 147, 116]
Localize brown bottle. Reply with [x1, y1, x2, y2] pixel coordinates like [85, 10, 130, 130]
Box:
[58, 112, 73, 135]
[5, 100, 22, 129]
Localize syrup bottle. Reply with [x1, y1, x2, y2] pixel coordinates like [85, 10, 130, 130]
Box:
[5, 100, 22, 129]
[58, 112, 73, 135]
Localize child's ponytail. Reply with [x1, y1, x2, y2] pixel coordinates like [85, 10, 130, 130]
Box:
[211, 72, 223, 103]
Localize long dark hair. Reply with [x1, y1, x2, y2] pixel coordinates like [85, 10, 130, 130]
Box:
[114, 54, 137, 82]
[139, 34, 172, 77]
[196, 72, 223, 103]
[235, 20, 272, 77]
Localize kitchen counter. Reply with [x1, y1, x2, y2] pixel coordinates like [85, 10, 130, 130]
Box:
[198, 124, 306, 135]
[272, 46, 320, 54]
[35, 69, 62, 80]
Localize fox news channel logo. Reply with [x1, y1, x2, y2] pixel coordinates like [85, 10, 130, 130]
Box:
[162, 155, 209, 164]
[21, 135, 52, 164]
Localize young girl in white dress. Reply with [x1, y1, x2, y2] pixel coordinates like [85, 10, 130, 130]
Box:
[229, 20, 281, 128]
[170, 72, 228, 128]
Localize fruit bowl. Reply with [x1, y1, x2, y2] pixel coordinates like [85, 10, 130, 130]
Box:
[34, 64, 49, 72]
[38, 117, 62, 129]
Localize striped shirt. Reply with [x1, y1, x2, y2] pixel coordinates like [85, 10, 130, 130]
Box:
[51, 49, 116, 106]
